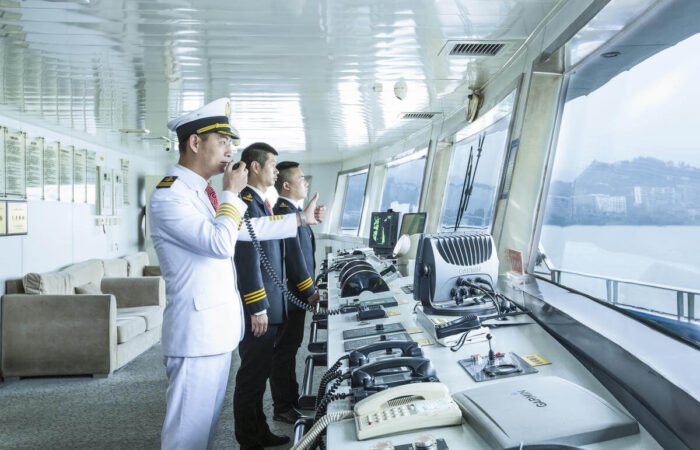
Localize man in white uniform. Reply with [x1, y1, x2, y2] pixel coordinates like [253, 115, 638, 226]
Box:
[149, 98, 321, 449]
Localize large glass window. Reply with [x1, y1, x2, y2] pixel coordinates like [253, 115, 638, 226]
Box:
[379, 151, 426, 214]
[340, 169, 368, 233]
[440, 93, 514, 231]
[538, 19, 700, 345]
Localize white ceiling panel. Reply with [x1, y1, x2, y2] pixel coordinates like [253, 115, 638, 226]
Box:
[0, 0, 560, 161]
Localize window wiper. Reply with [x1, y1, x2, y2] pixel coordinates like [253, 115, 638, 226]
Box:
[454, 133, 485, 230]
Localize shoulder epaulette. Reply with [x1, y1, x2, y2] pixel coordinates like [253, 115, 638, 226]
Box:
[279, 202, 288, 208]
[241, 193, 253, 202]
[156, 176, 178, 188]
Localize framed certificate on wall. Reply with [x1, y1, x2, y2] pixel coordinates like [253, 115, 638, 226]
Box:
[7, 200, 28, 235]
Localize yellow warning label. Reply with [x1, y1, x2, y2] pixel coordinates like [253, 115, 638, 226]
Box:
[413, 338, 433, 347]
[405, 326, 423, 334]
[386, 309, 401, 317]
[522, 354, 551, 366]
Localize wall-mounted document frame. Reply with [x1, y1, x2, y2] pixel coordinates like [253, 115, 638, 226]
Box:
[0, 128, 5, 198]
[0, 201, 6, 235]
[43, 141, 60, 201]
[97, 165, 113, 216]
[113, 169, 124, 215]
[6, 200, 28, 235]
[4, 129, 26, 199]
[120, 158, 130, 205]
[59, 143, 73, 202]
[26, 136, 44, 199]
[86, 150, 97, 205]
[73, 148, 87, 203]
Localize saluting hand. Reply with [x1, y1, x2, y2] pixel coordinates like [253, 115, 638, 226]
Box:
[223, 160, 248, 195]
[250, 312, 268, 337]
[303, 192, 321, 225]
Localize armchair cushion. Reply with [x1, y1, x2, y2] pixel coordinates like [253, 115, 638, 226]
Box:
[62, 260, 104, 289]
[118, 306, 163, 331]
[115, 316, 147, 344]
[75, 282, 102, 295]
[103, 258, 128, 277]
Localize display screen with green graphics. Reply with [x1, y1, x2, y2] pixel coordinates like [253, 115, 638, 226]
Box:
[399, 212, 427, 236]
[369, 211, 400, 250]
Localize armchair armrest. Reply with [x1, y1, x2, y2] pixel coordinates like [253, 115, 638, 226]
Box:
[1, 294, 116, 377]
[143, 265, 162, 277]
[101, 276, 165, 308]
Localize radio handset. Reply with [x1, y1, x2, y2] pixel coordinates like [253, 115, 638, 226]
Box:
[350, 356, 437, 389]
[349, 341, 423, 367]
[353, 382, 462, 440]
[241, 210, 341, 315]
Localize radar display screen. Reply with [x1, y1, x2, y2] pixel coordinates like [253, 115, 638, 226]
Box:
[399, 212, 427, 236]
[369, 211, 400, 250]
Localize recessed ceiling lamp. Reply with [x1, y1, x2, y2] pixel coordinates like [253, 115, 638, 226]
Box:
[119, 128, 150, 134]
[602, 51, 621, 58]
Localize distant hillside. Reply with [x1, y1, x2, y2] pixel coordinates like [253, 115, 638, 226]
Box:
[545, 157, 700, 225]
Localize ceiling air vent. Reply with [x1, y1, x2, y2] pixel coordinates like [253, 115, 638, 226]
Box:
[401, 112, 440, 120]
[439, 40, 512, 57]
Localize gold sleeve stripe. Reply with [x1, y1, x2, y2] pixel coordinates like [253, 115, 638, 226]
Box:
[215, 211, 242, 224]
[217, 205, 241, 216]
[216, 209, 241, 221]
[245, 290, 267, 301]
[243, 288, 265, 298]
[268, 214, 283, 221]
[297, 277, 313, 290]
[245, 294, 266, 305]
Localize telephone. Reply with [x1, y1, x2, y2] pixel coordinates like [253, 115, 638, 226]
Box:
[354, 382, 462, 440]
[349, 340, 423, 367]
[351, 357, 439, 401]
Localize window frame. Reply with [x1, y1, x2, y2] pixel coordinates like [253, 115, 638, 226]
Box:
[378, 149, 427, 214]
[526, 3, 700, 351]
[338, 166, 370, 235]
[438, 94, 517, 234]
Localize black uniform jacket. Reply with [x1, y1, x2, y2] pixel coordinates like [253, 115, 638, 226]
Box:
[274, 197, 316, 312]
[234, 186, 287, 325]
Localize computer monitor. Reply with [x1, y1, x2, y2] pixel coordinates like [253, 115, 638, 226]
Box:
[399, 212, 427, 236]
[368, 211, 400, 255]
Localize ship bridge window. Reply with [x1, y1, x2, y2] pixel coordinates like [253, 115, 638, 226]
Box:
[536, 11, 700, 347]
[439, 92, 515, 232]
[379, 150, 427, 214]
[339, 168, 369, 235]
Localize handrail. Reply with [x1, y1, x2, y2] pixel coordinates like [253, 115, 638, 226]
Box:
[547, 267, 698, 321]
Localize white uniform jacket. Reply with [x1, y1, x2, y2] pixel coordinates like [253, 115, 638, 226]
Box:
[149, 164, 297, 357]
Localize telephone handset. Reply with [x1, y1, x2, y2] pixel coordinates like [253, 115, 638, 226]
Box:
[354, 382, 462, 440]
[351, 356, 437, 390]
[349, 340, 423, 367]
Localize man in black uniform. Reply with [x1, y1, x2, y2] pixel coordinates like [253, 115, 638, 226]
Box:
[233, 142, 291, 449]
[270, 161, 319, 423]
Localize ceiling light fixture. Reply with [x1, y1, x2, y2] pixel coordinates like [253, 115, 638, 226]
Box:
[119, 128, 150, 134]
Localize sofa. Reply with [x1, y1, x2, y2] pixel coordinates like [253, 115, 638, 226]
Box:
[1, 252, 164, 379]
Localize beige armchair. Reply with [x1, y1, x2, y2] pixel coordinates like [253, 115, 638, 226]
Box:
[1, 257, 164, 379]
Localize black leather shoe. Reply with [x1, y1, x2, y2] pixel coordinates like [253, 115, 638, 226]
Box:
[260, 431, 290, 446]
[273, 407, 303, 424]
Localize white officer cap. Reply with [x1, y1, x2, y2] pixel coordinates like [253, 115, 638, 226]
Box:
[167, 97, 240, 143]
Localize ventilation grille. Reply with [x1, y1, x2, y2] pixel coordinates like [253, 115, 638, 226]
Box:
[439, 40, 514, 57]
[434, 233, 493, 266]
[450, 42, 504, 56]
[401, 112, 440, 120]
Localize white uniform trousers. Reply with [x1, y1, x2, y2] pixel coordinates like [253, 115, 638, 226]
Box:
[161, 352, 232, 450]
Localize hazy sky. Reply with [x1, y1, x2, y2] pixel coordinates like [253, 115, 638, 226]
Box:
[553, 32, 700, 182]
